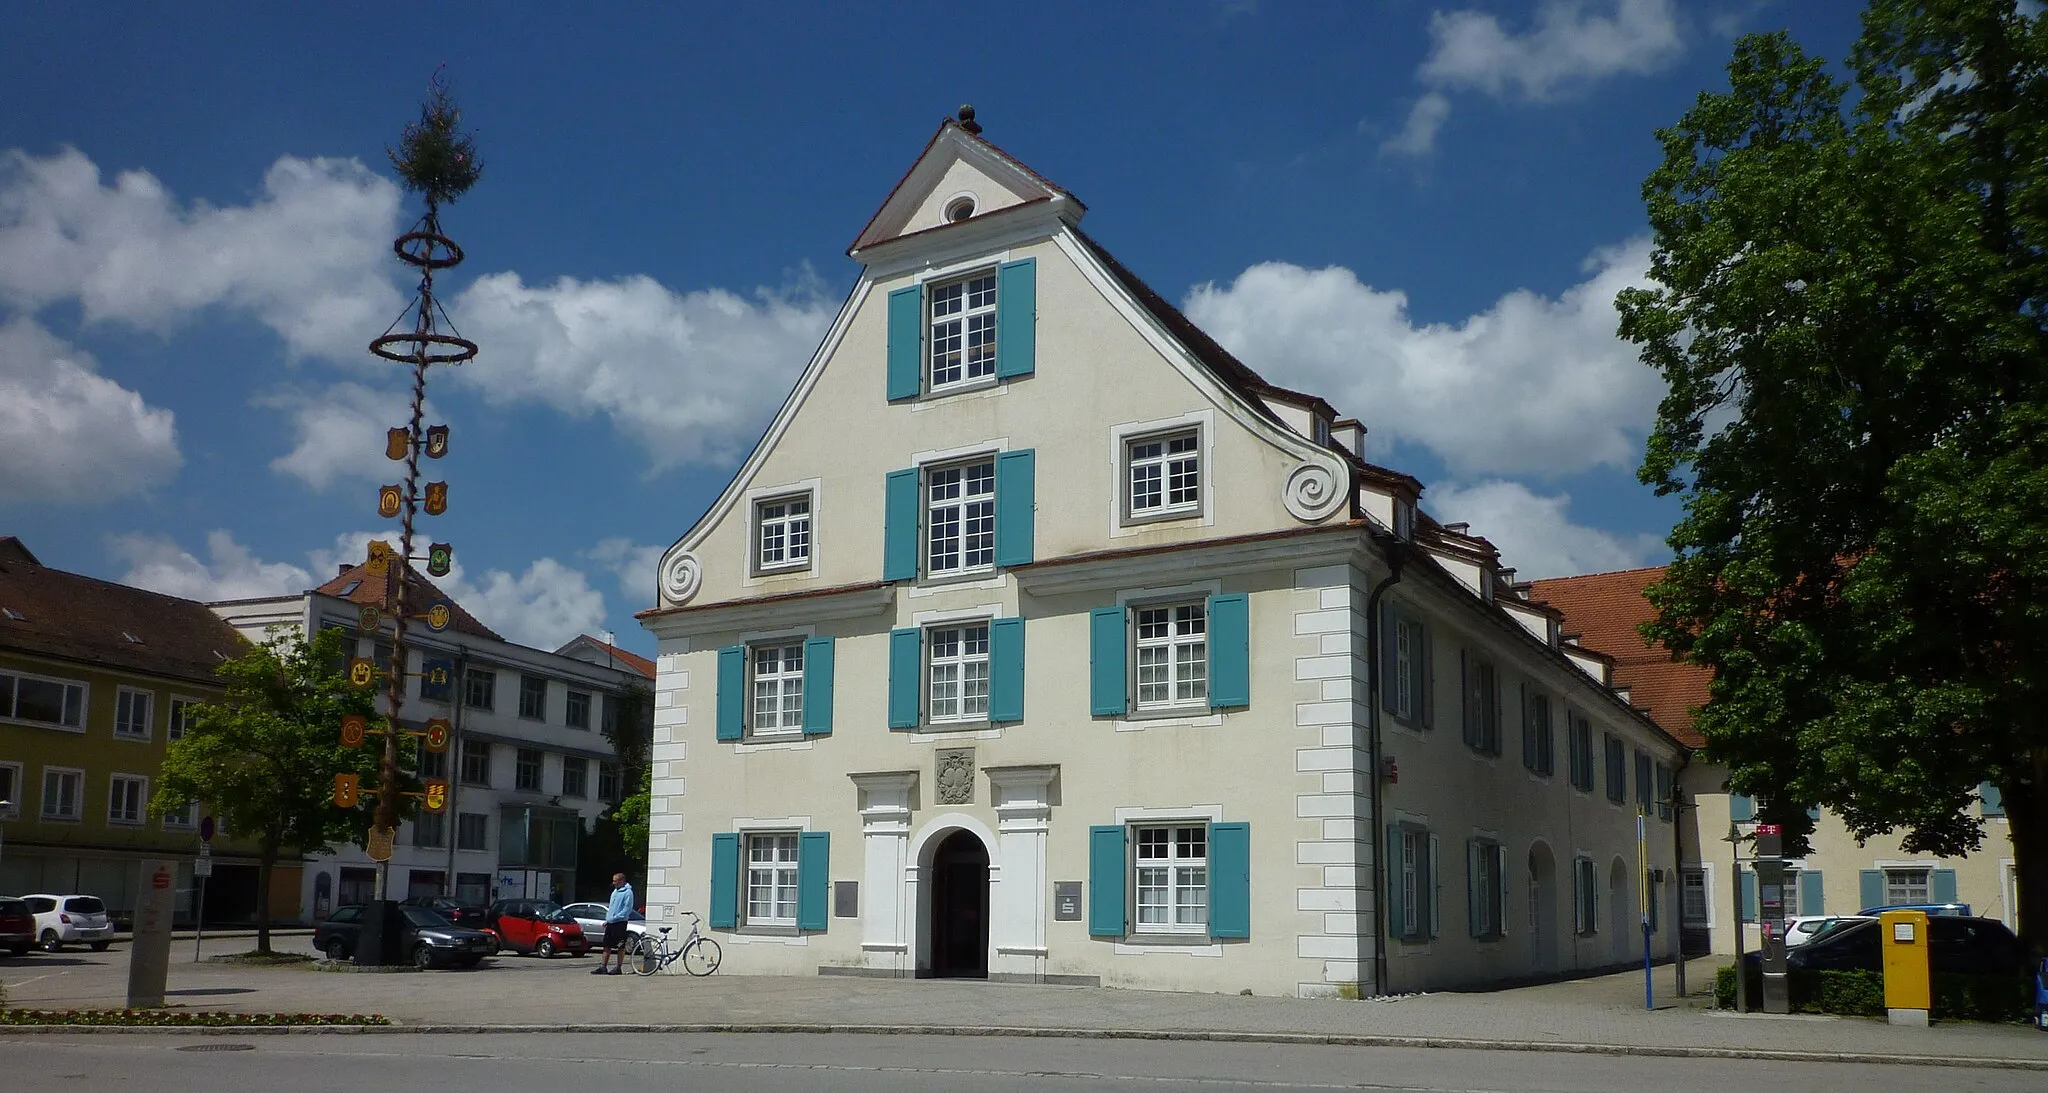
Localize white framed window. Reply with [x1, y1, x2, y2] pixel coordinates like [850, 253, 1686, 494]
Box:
[1134, 824, 1208, 933]
[598, 761, 620, 802]
[1462, 653, 1500, 755]
[750, 642, 805, 736]
[1134, 601, 1207, 709]
[928, 272, 998, 390]
[1390, 616, 1429, 724]
[456, 812, 488, 851]
[560, 756, 588, 798]
[412, 812, 447, 848]
[0, 761, 20, 819]
[41, 766, 83, 821]
[162, 799, 197, 830]
[1472, 838, 1505, 939]
[565, 690, 591, 730]
[1396, 826, 1433, 940]
[1126, 430, 1200, 519]
[167, 696, 198, 741]
[755, 494, 813, 572]
[515, 748, 544, 792]
[926, 458, 996, 576]
[113, 687, 153, 739]
[1, 669, 87, 731]
[745, 832, 801, 927]
[1573, 856, 1599, 936]
[927, 623, 990, 722]
[1681, 866, 1711, 925]
[1884, 867, 1931, 905]
[108, 774, 148, 825]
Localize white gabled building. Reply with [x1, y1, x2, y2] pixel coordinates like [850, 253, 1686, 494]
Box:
[212, 558, 649, 921]
[637, 110, 1687, 996]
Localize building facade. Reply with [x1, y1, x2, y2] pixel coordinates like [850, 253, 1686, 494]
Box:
[636, 113, 1688, 996]
[0, 536, 291, 925]
[1531, 567, 2019, 955]
[212, 558, 648, 919]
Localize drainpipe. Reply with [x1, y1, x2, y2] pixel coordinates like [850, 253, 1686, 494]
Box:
[1364, 541, 1407, 996]
[444, 646, 469, 896]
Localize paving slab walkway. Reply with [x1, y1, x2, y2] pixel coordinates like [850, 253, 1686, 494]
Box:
[5, 943, 2045, 1067]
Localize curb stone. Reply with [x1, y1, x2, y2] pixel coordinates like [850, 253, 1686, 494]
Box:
[2, 1020, 2044, 1068]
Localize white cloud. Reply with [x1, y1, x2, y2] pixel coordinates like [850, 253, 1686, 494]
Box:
[1429, 479, 1663, 579]
[1383, 93, 1452, 158]
[0, 317, 181, 506]
[1421, 0, 1683, 101]
[258, 383, 442, 490]
[114, 525, 609, 650]
[586, 537, 664, 607]
[0, 148, 404, 361]
[110, 529, 315, 602]
[452, 270, 836, 471]
[1385, 0, 1683, 155]
[1182, 237, 1661, 478]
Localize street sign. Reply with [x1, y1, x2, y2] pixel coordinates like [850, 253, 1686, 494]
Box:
[348, 658, 376, 688]
[340, 715, 366, 748]
[424, 779, 448, 814]
[426, 543, 452, 578]
[199, 815, 215, 843]
[377, 484, 403, 519]
[425, 424, 449, 458]
[386, 428, 409, 461]
[426, 602, 451, 631]
[194, 856, 213, 878]
[424, 481, 448, 515]
[423, 718, 451, 753]
[365, 824, 395, 863]
[366, 540, 393, 576]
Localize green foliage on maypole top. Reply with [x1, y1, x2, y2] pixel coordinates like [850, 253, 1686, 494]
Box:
[388, 68, 481, 207]
[1620, 0, 2048, 950]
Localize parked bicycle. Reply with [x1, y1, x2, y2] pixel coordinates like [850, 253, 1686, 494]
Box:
[632, 910, 721, 976]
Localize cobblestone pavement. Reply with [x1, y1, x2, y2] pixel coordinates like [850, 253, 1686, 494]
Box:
[4, 941, 2045, 1065]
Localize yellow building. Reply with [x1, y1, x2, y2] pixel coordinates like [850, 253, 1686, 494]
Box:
[0, 536, 294, 925]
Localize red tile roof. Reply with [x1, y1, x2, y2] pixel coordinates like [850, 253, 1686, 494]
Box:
[0, 536, 251, 687]
[313, 552, 503, 643]
[1527, 566, 1709, 748]
[555, 634, 655, 680]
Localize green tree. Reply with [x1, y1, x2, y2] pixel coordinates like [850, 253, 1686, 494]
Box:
[1620, 2, 2048, 950]
[152, 628, 385, 953]
[576, 681, 655, 896]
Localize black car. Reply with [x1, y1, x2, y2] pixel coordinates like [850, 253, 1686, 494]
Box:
[399, 895, 488, 930]
[1746, 915, 2030, 977]
[314, 904, 497, 969]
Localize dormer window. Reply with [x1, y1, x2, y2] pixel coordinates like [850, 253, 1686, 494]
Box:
[929, 273, 999, 390]
[944, 195, 977, 222]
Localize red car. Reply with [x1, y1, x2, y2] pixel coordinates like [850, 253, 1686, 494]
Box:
[0, 897, 34, 957]
[485, 899, 587, 957]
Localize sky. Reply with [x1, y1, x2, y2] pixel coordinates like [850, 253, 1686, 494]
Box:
[0, 0, 1869, 656]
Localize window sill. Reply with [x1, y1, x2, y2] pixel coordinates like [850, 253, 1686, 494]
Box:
[751, 562, 815, 580]
[1, 719, 86, 733]
[736, 924, 801, 937]
[1126, 930, 1212, 945]
[918, 377, 1003, 402]
[1121, 506, 1203, 529]
[113, 733, 151, 742]
[1127, 703, 1213, 722]
[40, 816, 82, 824]
[918, 720, 994, 734]
[916, 567, 1000, 588]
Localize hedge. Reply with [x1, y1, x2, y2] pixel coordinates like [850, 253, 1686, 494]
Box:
[1715, 964, 2032, 1022]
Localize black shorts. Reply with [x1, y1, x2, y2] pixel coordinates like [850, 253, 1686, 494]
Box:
[603, 921, 629, 948]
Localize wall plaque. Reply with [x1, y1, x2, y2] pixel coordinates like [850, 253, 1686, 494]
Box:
[1054, 881, 1083, 922]
[936, 748, 975, 805]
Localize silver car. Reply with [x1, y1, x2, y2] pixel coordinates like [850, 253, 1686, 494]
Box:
[24, 893, 116, 952]
[560, 902, 647, 944]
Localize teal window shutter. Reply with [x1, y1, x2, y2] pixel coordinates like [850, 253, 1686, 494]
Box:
[886, 285, 923, 400]
[1089, 606, 1128, 716]
[708, 833, 740, 929]
[887, 628, 922, 729]
[995, 258, 1036, 379]
[994, 449, 1036, 567]
[1932, 869, 1958, 905]
[1418, 626, 1435, 729]
[988, 616, 1025, 723]
[1385, 826, 1406, 939]
[797, 831, 830, 930]
[1427, 834, 1441, 938]
[1206, 593, 1250, 708]
[801, 637, 835, 736]
[1520, 684, 1536, 771]
[1799, 870, 1825, 916]
[1728, 792, 1755, 822]
[1858, 869, 1884, 911]
[1378, 604, 1399, 714]
[716, 646, 746, 742]
[1207, 822, 1250, 939]
[1088, 825, 1127, 937]
[1980, 781, 2004, 817]
[1740, 868, 1758, 922]
[883, 468, 920, 582]
[1467, 838, 1483, 938]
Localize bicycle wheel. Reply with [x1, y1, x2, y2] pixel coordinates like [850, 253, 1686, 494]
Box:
[631, 936, 661, 976]
[683, 936, 722, 976]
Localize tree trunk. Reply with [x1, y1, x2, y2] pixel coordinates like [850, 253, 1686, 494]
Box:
[2010, 749, 2048, 959]
[256, 840, 277, 956]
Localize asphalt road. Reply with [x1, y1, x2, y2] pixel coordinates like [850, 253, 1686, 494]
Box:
[2, 1033, 2032, 1092]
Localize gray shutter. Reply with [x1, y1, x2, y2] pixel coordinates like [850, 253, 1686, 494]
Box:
[1858, 869, 1884, 912]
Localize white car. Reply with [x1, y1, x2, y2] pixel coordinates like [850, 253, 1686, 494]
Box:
[23, 893, 115, 952]
[1785, 915, 1871, 948]
[560, 902, 648, 944]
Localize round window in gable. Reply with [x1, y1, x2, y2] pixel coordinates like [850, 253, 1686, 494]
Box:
[945, 196, 977, 222]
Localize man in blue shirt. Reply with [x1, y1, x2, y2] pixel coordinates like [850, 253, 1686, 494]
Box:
[592, 872, 635, 975]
